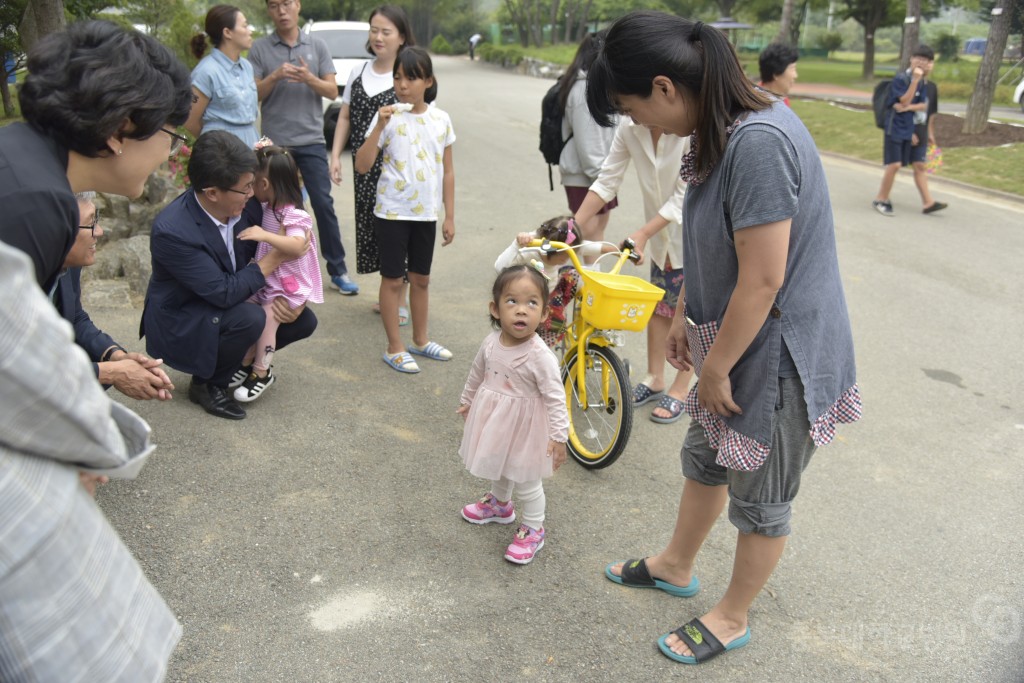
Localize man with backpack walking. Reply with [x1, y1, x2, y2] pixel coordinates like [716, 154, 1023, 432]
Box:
[872, 44, 947, 217]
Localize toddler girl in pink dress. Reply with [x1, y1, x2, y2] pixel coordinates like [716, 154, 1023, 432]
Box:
[234, 144, 324, 402]
[457, 265, 569, 564]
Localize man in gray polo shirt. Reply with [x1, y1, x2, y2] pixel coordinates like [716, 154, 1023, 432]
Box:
[249, 0, 359, 295]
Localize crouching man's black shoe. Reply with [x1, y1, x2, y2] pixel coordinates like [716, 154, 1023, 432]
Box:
[189, 380, 246, 420]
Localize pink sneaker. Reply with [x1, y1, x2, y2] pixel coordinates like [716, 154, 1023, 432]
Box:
[504, 524, 545, 564]
[461, 493, 516, 525]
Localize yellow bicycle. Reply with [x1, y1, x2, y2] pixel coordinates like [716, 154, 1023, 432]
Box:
[528, 238, 665, 469]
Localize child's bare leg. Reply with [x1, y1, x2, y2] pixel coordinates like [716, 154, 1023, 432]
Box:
[380, 275, 405, 355]
[407, 271, 430, 347]
[875, 162, 900, 202]
[643, 314, 672, 392]
[252, 303, 280, 377]
[912, 161, 934, 207]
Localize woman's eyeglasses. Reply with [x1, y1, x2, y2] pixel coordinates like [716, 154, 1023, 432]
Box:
[161, 127, 189, 157]
[79, 210, 100, 237]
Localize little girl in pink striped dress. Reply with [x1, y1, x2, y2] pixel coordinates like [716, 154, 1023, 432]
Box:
[234, 144, 323, 402]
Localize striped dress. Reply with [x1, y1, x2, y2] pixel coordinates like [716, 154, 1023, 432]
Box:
[253, 203, 324, 308]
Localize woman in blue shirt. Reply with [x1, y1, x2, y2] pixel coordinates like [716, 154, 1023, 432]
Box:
[185, 5, 259, 148]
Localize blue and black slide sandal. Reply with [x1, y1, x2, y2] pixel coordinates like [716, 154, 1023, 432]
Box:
[657, 618, 751, 665]
[604, 558, 700, 598]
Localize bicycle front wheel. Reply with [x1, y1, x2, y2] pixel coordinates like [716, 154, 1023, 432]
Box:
[562, 345, 633, 469]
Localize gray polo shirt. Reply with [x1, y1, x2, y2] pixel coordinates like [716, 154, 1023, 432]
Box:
[249, 31, 335, 147]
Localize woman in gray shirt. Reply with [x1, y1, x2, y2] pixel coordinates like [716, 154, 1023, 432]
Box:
[589, 11, 862, 667]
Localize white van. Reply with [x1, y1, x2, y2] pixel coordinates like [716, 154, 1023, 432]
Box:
[303, 20, 371, 143]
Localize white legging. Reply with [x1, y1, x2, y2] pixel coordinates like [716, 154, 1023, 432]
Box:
[491, 477, 545, 530]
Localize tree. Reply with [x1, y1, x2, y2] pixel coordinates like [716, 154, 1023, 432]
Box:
[775, 0, 797, 45]
[841, 0, 904, 78]
[898, 0, 921, 71]
[963, 0, 1014, 134]
[1, 0, 27, 117]
[19, 0, 66, 54]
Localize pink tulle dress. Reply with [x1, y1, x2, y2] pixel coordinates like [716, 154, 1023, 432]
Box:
[459, 331, 569, 483]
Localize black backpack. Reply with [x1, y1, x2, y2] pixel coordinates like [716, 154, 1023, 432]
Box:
[539, 81, 573, 191]
[872, 79, 893, 130]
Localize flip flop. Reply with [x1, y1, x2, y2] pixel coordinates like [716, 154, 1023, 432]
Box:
[657, 618, 751, 664]
[604, 558, 699, 597]
[650, 395, 685, 424]
[408, 341, 452, 361]
[382, 350, 420, 374]
[632, 382, 664, 406]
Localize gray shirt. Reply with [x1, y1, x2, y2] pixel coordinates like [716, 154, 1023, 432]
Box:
[249, 31, 335, 147]
[683, 102, 859, 460]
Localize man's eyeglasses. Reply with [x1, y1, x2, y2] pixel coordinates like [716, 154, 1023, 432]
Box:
[160, 127, 189, 157]
[267, 0, 295, 12]
[79, 210, 100, 238]
[213, 182, 255, 196]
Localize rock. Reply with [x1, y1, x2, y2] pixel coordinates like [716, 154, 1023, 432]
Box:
[79, 278, 134, 309]
[86, 234, 153, 298]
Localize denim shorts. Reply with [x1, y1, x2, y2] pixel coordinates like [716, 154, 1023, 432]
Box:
[681, 376, 817, 537]
[883, 136, 927, 166]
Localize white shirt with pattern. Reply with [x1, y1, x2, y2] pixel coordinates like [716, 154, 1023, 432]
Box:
[371, 106, 456, 222]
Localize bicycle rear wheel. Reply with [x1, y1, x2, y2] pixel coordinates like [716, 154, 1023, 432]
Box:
[562, 345, 633, 469]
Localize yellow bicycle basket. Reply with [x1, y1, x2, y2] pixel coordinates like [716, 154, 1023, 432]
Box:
[577, 270, 665, 331]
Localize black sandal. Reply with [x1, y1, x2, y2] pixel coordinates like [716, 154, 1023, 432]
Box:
[657, 617, 751, 664]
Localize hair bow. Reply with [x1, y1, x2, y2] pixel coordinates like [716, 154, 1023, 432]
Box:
[254, 136, 275, 151]
[565, 218, 578, 246]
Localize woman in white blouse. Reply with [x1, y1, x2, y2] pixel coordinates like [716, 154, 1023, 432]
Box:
[574, 119, 692, 424]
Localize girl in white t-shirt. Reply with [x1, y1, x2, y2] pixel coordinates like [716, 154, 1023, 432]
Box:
[354, 46, 456, 375]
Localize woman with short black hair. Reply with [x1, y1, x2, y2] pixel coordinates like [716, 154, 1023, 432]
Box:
[0, 20, 193, 292]
[592, 11, 861, 666]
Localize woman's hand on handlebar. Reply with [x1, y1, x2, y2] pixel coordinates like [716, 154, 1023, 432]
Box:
[623, 231, 648, 266]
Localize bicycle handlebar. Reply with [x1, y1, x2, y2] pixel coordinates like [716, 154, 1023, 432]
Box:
[525, 238, 635, 275]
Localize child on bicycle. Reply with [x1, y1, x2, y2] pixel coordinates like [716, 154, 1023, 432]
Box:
[457, 265, 569, 564]
[573, 120, 693, 424]
[493, 215, 615, 347]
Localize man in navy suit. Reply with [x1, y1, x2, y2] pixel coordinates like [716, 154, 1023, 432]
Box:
[53, 194, 174, 400]
[142, 131, 317, 420]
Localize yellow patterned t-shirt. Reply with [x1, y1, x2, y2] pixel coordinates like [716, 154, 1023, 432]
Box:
[371, 106, 456, 221]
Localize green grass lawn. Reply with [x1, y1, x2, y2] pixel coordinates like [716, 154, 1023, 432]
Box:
[791, 99, 1024, 196]
[523, 44, 1023, 104]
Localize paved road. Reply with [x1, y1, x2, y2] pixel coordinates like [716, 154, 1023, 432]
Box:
[92, 56, 1024, 682]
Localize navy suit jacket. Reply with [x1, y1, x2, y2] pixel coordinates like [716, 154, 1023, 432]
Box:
[141, 191, 266, 378]
[54, 267, 117, 381]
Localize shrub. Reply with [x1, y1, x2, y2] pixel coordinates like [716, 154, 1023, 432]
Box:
[935, 33, 961, 62]
[431, 34, 452, 55]
[481, 45, 523, 67]
[817, 32, 843, 58]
